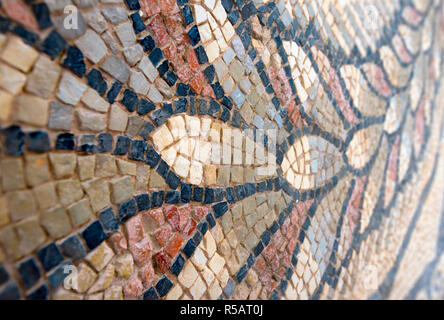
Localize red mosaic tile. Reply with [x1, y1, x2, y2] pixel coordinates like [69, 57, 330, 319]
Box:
[125, 215, 144, 247]
[153, 250, 171, 273]
[139, 262, 156, 288]
[145, 208, 165, 227]
[124, 276, 143, 299]
[4, 0, 39, 33]
[165, 205, 180, 230]
[148, 15, 171, 47]
[130, 238, 153, 266]
[181, 218, 197, 237]
[190, 72, 205, 94]
[159, 0, 180, 15]
[109, 231, 128, 255]
[140, 0, 160, 16]
[178, 205, 192, 229]
[193, 206, 209, 220]
[154, 224, 172, 247]
[165, 232, 184, 258]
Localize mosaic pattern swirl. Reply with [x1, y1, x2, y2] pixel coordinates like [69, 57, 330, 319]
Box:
[0, 0, 443, 300]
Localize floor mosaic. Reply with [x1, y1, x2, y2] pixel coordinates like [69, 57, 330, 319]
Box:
[0, 0, 443, 300]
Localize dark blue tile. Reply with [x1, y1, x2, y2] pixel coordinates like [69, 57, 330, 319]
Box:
[223, 279, 235, 298]
[157, 60, 169, 76]
[225, 187, 236, 204]
[17, 258, 41, 289]
[211, 82, 224, 99]
[107, 81, 122, 104]
[138, 122, 154, 141]
[206, 212, 216, 229]
[121, 89, 138, 112]
[228, 10, 240, 24]
[182, 5, 193, 25]
[170, 254, 185, 276]
[87, 69, 107, 95]
[145, 145, 160, 167]
[139, 35, 155, 52]
[113, 135, 131, 155]
[194, 46, 208, 64]
[198, 98, 207, 115]
[151, 190, 164, 207]
[155, 276, 173, 297]
[221, 96, 233, 109]
[27, 283, 49, 300]
[4, 125, 24, 156]
[163, 71, 178, 86]
[180, 183, 191, 203]
[125, 0, 140, 10]
[31, 3, 52, 30]
[150, 103, 173, 126]
[165, 190, 180, 204]
[13, 25, 38, 46]
[212, 202, 228, 218]
[183, 239, 197, 258]
[118, 199, 137, 223]
[192, 231, 202, 245]
[235, 265, 248, 283]
[187, 25, 201, 46]
[247, 254, 255, 267]
[269, 290, 280, 300]
[156, 160, 169, 178]
[143, 287, 159, 300]
[99, 207, 119, 232]
[77, 134, 95, 153]
[37, 243, 63, 271]
[48, 260, 71, 289]
[55, 133, 75, 151]
[261, 230, 271, 246]
[138, 99, 155, 115]
[62, 46, 86, 77]
[135, 193, 150, 211]
[214, 188, 225, 202]
[0, 16, 10, 34]
[253, 241, 264, 257]
[129, 139, 147, 161]
[176, 83, 189, 96]
[81, 221, 107, 250]
[203, 65, 215, 82]
[174, 98, 187, 114]
[0, 282, 21, 300]
[204, 188, 214, 204]
[0, 265, 9, 285]
[166, 171, 180, 189]
[130, 12, 145, 34]
[192, 187, 203, 202]
[208, 100, 220, 116]
[149, 48, 163, 67]
[59, 235, 86, 261]
[270, 221, 279, 234]
[38, 29, 66, 59]
[197, 221, 208, 235]
[221, 0, 234, 11]
[96, 133, 113, 153]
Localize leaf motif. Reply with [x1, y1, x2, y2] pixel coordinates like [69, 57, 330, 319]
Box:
[281, 135, 344, 190]
[151, 115, 277, 186]
[290, 173, 352, 297]
[361, 62, 392, 97]
[340, 64, 387, 117]
[379, 45, 413, 88]
[345, 123, 383, 170]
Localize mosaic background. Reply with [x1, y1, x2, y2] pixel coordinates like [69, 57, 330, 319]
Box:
[0, 0, 443, 300]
